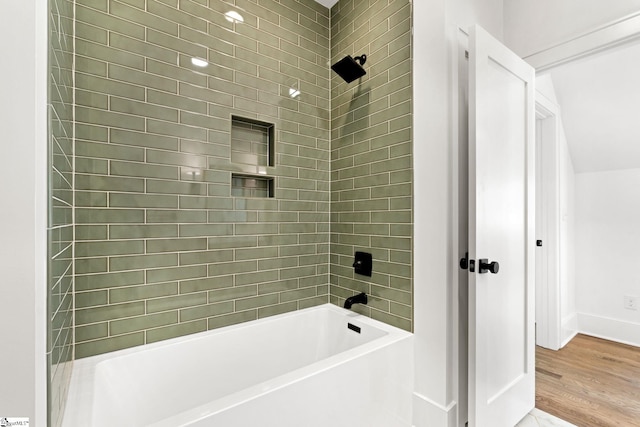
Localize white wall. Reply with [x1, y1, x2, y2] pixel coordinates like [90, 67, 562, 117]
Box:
[0, 0, 48, 424]
[559, 124, 577, 344]
[575, 169, 640, 346]
[504, 0, 640, 58]
[413, 0, 503, 425]
[450, 0, 504, 41]
[535, 75, 559, 105]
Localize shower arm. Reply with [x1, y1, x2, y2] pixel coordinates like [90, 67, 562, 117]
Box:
[353, 54, 367, 65]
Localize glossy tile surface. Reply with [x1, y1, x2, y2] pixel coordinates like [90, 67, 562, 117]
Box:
[329, 0, 413, 331]
[48, 0, 75, 425]
[74, 0, 332, 358]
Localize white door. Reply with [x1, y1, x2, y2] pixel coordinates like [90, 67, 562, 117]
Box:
[467, 25, 535, 427]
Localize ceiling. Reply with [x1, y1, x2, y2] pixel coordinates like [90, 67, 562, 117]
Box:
[313, 0, 338, 9]
[544, 39, 640, 174]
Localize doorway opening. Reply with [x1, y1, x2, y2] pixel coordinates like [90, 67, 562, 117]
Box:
[534, 95, 562, 351]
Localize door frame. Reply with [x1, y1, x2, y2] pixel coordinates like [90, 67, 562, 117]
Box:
[453, 26, 470, 427]
[534, 92, 562, 350]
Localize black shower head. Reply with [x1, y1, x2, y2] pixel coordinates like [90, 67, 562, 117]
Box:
[331, 54, 367, 83]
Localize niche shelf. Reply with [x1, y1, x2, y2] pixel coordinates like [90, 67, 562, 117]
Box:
[231, 174, 274, 198]
[231, 116, 274, 168]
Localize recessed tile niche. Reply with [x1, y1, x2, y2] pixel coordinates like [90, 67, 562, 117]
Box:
[231, 116, 275, 198]
[231, 116, 274, 167]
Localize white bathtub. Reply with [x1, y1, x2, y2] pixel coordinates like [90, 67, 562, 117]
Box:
[62, 303, 414, 426]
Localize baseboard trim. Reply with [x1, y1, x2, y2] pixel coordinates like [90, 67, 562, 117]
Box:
[577, 313, 640, 348]
[561, 313, 578, 348]
[412, 392, 457, 427]
[561, 329, 578, 348]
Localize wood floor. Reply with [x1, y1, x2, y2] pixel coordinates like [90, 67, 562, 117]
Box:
[536, 334, 640, 426]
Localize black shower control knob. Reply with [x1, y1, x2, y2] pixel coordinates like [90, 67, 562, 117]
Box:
[353, 251, 372, 277]
[478, 259, 499, 274]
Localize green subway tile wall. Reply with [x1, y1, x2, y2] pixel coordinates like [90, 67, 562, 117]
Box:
[48, 0, 75, 425]
[74, 0, 331, 358]
[329, 0, 413, 331]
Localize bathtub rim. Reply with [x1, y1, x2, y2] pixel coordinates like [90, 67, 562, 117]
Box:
[62, 303, 412, 427]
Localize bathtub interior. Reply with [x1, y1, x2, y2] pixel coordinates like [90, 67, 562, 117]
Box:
[83, 305, 395, 426]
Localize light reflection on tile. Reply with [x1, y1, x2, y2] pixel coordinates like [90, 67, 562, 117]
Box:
[516, 408, 577, 427]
